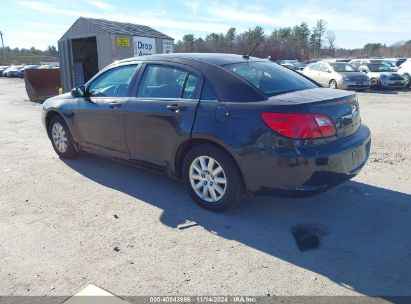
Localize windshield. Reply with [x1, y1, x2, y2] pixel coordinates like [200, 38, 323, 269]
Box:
[224, 61, 317, 96]
[330, 63, 357, 72]
[383, 61, 395, 67]
[368, 64, 394, 72]
[369, 59, 395, 67]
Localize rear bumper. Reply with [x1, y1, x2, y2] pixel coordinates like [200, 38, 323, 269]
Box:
[240, 125, 371, 193]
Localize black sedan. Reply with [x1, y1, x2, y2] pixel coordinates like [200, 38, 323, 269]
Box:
[42, 53, 371, 211]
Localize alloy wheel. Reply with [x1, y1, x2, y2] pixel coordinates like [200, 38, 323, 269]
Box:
[51, 122, 68, 153]
[371, 78, 378, 87]
[189, 156, 227, 203]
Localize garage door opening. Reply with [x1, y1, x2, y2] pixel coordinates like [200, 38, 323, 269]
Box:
[71, 37, 98, 87]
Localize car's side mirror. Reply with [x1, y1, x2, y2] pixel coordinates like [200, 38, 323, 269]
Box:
[327, 69, 332, 73]
[71, 86, 86, 98]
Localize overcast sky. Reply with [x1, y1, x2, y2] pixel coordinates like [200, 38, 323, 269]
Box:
[1, 0, 411, 50]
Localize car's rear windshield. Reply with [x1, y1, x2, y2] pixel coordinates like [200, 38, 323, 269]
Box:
[224, 61, 317, 96]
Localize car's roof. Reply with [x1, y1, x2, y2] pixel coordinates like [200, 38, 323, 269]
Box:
[118, 53, 262, 66]
[110, 53, 268, 103]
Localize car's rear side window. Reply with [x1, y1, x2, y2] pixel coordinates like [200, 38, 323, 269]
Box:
[137, 64, 199, 99]
[224, 61, 317, 96]
[309, 63, 322, 71]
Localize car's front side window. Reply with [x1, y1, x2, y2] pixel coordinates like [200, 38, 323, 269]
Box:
[320, 64, 330, 72]
[182, 74, 199, 99]
[137, 64, 199, 99]
[88, 65, 138, 98]
[331, 63, 357, 72]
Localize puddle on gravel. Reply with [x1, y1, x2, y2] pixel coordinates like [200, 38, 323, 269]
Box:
[291, 223, 329, 252]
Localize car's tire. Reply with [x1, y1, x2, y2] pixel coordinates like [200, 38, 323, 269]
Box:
[370, 78, 379, 89]
[403, 73, 411, 88]
[182, 144, 245, 211]
[329, 80, 337, 89]
[48, 115, 77, 159]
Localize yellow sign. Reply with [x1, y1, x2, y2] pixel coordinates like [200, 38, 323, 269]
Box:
[117, 37, 130, 47]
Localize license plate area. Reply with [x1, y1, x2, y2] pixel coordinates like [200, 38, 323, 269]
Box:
[352, 147, 366, 166]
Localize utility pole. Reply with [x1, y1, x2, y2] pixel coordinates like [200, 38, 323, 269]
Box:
[0, 31, 4, 64]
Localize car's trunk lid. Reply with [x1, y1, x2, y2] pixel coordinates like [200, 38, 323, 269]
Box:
[268, 88, 361, 140]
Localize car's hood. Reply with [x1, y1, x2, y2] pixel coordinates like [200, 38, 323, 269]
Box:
[47, 92, 73, 101]
[43, 92, 74, 112]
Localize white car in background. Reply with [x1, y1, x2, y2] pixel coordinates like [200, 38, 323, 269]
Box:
[383, 58, 407, 71]
[397, 59, 411, 88]
[350, 59, 396, 70]
[358, 63, 406, 89]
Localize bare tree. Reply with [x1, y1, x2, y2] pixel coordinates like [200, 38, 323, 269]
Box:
[325, 30, 336, 57]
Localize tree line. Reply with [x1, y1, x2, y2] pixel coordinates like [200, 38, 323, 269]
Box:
[0, 45, 59, 65]
[175, 19, 411, 61]
[336, 41, 411, 59]
[1, 45, 58, 57]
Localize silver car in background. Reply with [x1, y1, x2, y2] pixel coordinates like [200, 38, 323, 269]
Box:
[303, 61, 370, 90]
[2, 65, 24, 77]
[358, 63, 406, 89]
[349, 58, 396, 69]
[397, 59, 411, 87]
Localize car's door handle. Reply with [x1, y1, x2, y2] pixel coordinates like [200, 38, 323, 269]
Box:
[108, 102, 122, 109]
[166, 104, 187, 112]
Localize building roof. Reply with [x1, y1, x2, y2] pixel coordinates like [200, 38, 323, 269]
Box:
[83, 17, 173, 40]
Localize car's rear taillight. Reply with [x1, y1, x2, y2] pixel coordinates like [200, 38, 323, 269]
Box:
[261, 112, 336, 139]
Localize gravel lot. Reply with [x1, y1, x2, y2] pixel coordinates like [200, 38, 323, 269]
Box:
[0, 77, 410, 297]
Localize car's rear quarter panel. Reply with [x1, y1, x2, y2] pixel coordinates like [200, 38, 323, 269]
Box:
[191, 100, 313, 191]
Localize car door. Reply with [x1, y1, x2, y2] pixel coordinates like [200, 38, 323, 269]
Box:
[318, 63, 332, 86]
[72, 64, 139, 159]
[305, 63, 322, 83]
[124, 62, 203, 170]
